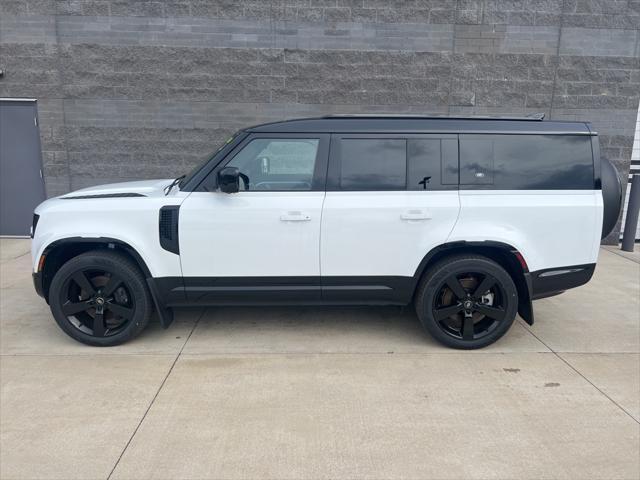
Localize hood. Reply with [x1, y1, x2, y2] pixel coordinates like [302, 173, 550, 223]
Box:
[59, 179, 174, 199]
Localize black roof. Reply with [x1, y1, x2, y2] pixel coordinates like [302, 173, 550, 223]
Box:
[247, 115, 594, 135]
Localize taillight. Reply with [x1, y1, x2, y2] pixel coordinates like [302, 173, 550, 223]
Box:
[513, 250, 529, 271]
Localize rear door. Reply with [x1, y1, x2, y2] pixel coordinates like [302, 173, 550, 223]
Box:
[320, 134, 460, 303]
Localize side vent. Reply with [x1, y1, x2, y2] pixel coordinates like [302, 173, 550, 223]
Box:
[159, 206, 180, 255]
[31, 214, 40, 239]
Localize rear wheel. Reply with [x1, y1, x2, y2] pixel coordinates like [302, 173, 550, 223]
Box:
[48, 251, 152, 346]
[415, 255, 518, 349]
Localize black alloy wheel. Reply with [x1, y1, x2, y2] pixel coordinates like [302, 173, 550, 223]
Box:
[415, 255, 518, 349]
[60, 268, 134, 338]
[49, 251, 152, 346]
[433, 271, 508, 342]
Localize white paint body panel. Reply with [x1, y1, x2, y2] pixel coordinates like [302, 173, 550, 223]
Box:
[32, 179, 186, 278]
[179, 191, 324, 277]
[450, 190, 603, 272]
[33, 179, 603, 283]
[321, 191, 460, 277]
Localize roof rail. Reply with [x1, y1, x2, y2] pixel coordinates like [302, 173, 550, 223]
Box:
[322, 113, 546, 121]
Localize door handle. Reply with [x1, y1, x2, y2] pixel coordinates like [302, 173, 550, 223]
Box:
[400, 210, 431, 221]
[280, 211, 311, 222]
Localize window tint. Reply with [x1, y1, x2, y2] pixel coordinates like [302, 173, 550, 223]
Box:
[460, 134, 594, 189]
[226, 138, 319, 191]
[407, 138, 458, 190]
[459, 137, 494, 185]
[339, 139, 406, 190]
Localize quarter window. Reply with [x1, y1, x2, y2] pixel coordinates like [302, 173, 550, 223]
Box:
[339, 139, 406, 190]
[459, 137, 494, 185]
[226, 138, 319, 191]
[460, 134, 594, 189]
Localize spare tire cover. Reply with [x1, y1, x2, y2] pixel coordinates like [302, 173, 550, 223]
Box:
[601, 157, 622, 239]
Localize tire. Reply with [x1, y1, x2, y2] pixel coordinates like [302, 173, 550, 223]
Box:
[48, 250, 152, 346]
[415, 254, 518, 350]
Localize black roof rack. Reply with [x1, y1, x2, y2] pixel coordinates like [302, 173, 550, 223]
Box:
[247, 113, 592, 135]
[322, 113, 546, 121]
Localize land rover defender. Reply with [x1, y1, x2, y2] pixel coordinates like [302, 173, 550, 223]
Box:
[31, 115, 622, 348]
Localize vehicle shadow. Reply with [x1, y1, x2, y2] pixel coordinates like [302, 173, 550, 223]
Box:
[178, 304, 436, 353]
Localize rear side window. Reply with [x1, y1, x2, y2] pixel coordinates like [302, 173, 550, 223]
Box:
[407, 138, 458, 190]
[334, 136, 459, 191]
[339, 139, 406, 190]
[460, 134, 594, 189]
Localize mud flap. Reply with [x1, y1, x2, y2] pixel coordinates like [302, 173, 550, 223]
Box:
[517, 272, 534, 325]
[518, 299, 534, 325]
[146, 278, 175, 328]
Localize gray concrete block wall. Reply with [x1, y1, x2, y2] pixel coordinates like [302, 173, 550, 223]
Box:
[0, 0, 638, 243]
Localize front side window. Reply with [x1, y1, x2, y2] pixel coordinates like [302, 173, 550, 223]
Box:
[226, 138, 319, 191]
[181, 131, 242, 190]
[339, 139, 406, 190]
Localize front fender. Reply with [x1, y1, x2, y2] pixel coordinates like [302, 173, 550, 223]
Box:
[32, 197, 183, 278]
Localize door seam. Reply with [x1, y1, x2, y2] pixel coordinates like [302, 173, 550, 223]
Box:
[445, 190, 462, 244]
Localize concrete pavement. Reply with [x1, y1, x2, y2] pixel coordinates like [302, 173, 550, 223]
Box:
[1, 239, 638, 479]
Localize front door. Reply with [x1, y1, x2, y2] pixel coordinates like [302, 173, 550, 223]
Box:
[179, 134, 329, 303]
[0, 99, 46, 236]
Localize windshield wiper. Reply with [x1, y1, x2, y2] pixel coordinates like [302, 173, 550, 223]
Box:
[164, 175, 186, 195]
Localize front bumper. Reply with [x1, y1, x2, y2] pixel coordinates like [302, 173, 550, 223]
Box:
[32, 271, 45, 299]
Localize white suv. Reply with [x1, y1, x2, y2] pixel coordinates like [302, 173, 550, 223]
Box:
[31, 115, 622, 349]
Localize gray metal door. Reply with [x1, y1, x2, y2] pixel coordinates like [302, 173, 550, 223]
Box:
[0, 99, 46, 236]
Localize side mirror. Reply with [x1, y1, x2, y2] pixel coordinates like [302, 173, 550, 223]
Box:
[218, 167, 240, 194]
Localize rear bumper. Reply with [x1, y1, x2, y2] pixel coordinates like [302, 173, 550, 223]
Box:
[530, 263, 596, 300]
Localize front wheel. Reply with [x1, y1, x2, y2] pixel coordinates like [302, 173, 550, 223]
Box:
[415, 254, 518, 349]
[48, 250, 152, 346]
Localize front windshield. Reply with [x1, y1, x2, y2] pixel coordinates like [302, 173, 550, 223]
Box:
[179, 131, 241, 188]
